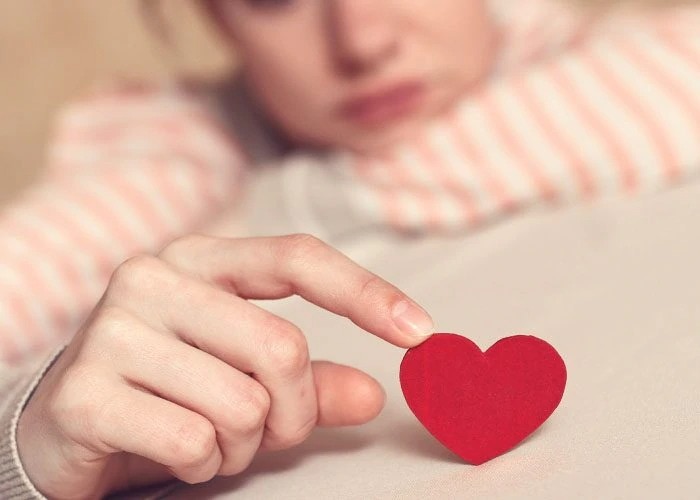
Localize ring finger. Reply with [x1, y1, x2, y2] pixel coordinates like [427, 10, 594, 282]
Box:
[103, 311, 270, 475]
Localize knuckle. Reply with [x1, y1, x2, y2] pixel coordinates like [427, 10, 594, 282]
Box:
[167, 415, 218, 469]
[355, 274, 404, 319]
[277, 233, 326, 265]
[108, 254, 163, 299]
[287, 419, 317, 447]
[353, 273, 405, 314]
[356, 274, 390, 303]
[262, 322, 309, 378]
[89, 305, 133, 348]
[267, 415, 317, 450]
[227, 382, 270, 435]
[159, 233, 212, 263]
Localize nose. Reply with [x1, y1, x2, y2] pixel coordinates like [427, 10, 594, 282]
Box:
[329, 0, 398, 74]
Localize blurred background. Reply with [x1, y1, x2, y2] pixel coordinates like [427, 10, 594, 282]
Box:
[0, 0, 234, 203]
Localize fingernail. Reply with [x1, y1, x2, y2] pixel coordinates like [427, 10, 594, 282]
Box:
[392, 300, 434, 338]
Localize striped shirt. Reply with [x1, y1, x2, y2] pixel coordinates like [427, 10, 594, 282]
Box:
[2, 0, 700, 363]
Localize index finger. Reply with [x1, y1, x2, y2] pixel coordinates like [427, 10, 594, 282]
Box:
[158, 233, 434, 348]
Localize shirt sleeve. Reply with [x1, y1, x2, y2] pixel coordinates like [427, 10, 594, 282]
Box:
[342, 7, 700, 232]
[0, 82, 248, 364]
[0, 347, 64, 500]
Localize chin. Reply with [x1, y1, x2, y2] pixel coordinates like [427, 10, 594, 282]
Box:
[351, 128, 420, 154]
[338, 112, 435, 154]
[291, 124, 417, 155]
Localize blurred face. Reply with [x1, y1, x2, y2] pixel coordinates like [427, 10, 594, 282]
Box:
[206, 0, 496, 153]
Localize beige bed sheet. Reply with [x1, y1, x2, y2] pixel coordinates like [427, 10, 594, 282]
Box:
[164, 176, 700, 499]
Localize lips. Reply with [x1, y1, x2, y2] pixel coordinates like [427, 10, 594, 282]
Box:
[339, 81, 426, 127]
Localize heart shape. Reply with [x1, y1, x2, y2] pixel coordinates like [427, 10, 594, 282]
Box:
[400, 333, 567, 465]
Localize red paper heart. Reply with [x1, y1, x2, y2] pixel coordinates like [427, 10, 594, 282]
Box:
[400, 333, 567, 465]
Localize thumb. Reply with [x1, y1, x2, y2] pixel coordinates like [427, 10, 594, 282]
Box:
[311, 360, 386, 427]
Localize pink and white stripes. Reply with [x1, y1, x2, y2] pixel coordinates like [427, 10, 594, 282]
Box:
[0, 85, 245, 362]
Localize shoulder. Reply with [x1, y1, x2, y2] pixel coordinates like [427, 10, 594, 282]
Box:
[48, 79, 246, 172]
[54, 80, 225, 139]
[490, 0, 592, 69]
[491, 0, 700, 71]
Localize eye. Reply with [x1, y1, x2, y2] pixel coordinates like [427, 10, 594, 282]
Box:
[210, 0, 299, 22]
[244, 0, 296, 11]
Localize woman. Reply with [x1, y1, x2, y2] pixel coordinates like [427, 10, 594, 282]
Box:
[2, 0, 700, 497]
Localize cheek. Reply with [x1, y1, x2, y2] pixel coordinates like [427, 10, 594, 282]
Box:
[240, 39, 336, 137]
[224, 6, 336, 127]
[417, 1, 496, 78]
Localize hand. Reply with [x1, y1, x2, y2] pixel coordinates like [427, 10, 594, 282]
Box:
[16, 234, 433, 499]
